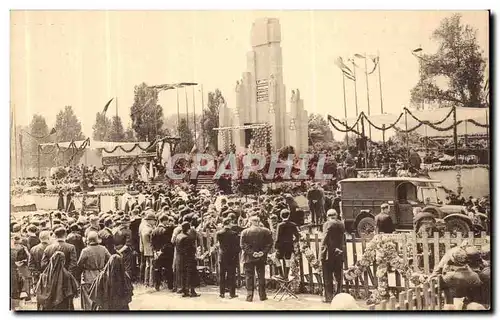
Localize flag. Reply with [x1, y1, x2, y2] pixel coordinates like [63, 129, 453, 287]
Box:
[103, 98, 114, 114]
[190, 144, 198, 154]
[334, 57, 356, 81]
[368, 56, 379, 75]
[204, 143, 210, 152]
[49, 128, 56, 135]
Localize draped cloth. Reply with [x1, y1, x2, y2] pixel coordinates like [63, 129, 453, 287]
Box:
[89, 254, 134, 311]
[36, 251, 78, 311]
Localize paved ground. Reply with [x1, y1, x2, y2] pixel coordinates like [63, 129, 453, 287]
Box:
[15, 285, 368, 311]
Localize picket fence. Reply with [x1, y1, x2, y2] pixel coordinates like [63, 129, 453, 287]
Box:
[195, 230, 489, 297]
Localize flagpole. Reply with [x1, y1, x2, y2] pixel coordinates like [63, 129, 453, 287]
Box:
[200, 84, 205, 147]
[342, 73, 348, 145]
[377, 51, 384, 114]
[176, 88, 181, 134]
[352, 59, 360, 133]
[184, 87, 189, 131]
[364, 53, 372, 141]
[192, 86, 197, 146]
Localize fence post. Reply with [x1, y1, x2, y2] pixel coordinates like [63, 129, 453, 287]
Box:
[422, 231, 430, 274]
[412, 232, 419, 272]
[388, 296, 396, 310]
[422, 282, 430, 310]
[433, 232, 440, 273]
[407, 289, 415, 310]
[398, 291, 406, 310]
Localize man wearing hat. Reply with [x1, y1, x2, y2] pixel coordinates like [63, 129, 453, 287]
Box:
[140, 211, 156, 286]
[240, 215, 273, 302]
[216, 218, 240, 299]
[98, 217, 116, 255]
[77, 231, 111, 310]
[175, 221, 200, 298]
[28, 231, 51, 290]
[26, 225, 40, 251]
[151, 214, 175, 291]
[320, 209, 345, 303]
[67, 223, 85, 261]
[307, 183, 325, 225]
[85, 215, 100, 238]
[41, 227, 78, 278]
[275, 209, 300, 280]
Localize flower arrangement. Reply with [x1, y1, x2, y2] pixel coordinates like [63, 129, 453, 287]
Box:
[344, 234, 425, 304]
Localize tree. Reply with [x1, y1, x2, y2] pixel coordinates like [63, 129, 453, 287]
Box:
[177, 118, 194, 153]
[124, 124, 136, 142]
[410, 14, 487, 109]
[107, 115, 126, 142]
[54, 105, 86, 142]
[54, 105, 86, 166]
[23, 115, 55, 172]
[308, 113, 334, 145]
[202, 89, 225, 151]
[130, 82, 166, 142]
[92, 112, 111, 141]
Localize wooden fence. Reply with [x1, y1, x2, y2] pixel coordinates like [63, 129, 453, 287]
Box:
[195, 230, 489, 297]
[368, 278, 444, 310]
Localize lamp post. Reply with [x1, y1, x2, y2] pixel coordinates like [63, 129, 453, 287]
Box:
[412, 47, 425, 110]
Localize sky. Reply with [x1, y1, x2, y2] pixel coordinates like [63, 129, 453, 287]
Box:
[10, 10, 489, 139]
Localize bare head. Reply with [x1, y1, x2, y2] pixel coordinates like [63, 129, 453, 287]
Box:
[249, 215, 260, 227]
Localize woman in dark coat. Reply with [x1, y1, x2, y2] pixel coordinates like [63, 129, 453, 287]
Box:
[89, 254, 134, 310]
[36, 251, 79, 310]
[57, 190, 65, 211]
[66, 191, 75, 212]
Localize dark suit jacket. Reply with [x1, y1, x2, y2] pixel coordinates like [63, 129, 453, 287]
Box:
[151, 224, 175, 252]
[240, 226, 273, 264]
[113, 226, 133, 248]
[67, 232, 85, 259]
[275, 220, 300, 252]
[98, 228, 116, 255]
[320, 219, 345, 261]
[41, 240, 78, 276]
[28, 242, 48, 273]
[216, 227, 241, 262]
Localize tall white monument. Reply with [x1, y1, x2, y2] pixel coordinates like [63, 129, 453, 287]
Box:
[218, 18, 309, 154]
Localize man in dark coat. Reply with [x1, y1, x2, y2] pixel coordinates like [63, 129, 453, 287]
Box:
[28, 231, 51, 292]
[67, 223, 85, 259]
[275, 209, 300, 280]
[77, 231, 111, 310]
[375, 203, 395, 234]
[41, 227, 78, 279]
[151, 214, 175, 291]
[114, 217, 134, 278]
[320, 209, 346, 303]
[240, 215, 273, 302]
[307, 183, 325, 224]
[85, 215, 100, 238]
[175, 222, 200, 297]
[26, 225, 40, 250]
[216, 218, 241, 298]
[98, 217, 116, 255]
[129, 209, 142, 281]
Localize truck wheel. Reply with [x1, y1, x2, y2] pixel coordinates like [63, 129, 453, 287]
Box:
[445, 218, 470, 237]
[356, 217, 376, 238]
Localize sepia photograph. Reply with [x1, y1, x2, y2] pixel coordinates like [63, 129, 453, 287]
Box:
[9, 9, 491, 311]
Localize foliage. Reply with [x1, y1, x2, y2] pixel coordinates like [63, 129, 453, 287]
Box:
[308, 113, 334, 145]
[203, 89, 225, 151]
[176, 118, 194, 153]
[24, 115, 55, 170]
[107, 115, 126, 142]
[54, 106, 86, 166]
[130, 82, 166, 142]
[410, 14, 487, 109]
[54, 106, 86, 142]
[124, 124, 136, 142]
[92, 112, 111, 141]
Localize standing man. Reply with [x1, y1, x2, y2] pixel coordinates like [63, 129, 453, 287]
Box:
[77, 231, 111, 310]
[41, 227, 78, 279]
[240, 216, 273, 302]
[307, 183, 325, 225]
[216, 218, 241, 299]
[85, 215, 100, 238]
[140, 211, 156, 286]
[375, 203, 395, 234]
[28, 231, 51, 293]
[275, 209, 300, 280]
[175, 222, 200, 297]
[98, 217, 116, 255]
[114, 217, 134, 278]
[320, 209, 346, 303]
[151, 214, 175, 291]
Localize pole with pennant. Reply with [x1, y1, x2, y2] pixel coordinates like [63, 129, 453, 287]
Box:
[184, 87, 189, 130]
[363, 53, 372, 141]
[200, 84, 205, 147]
[176, 87, 181, 134]
[342, 73, 348, 146]
[377, 51, 384, 114]
[192, 86, 197, 146]
[352, 59, 360, 133]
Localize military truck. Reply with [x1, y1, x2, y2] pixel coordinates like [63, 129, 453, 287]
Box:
[338, 177, 488, 238]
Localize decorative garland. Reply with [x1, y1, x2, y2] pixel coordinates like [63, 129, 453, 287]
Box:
[101, 140, 157, 154]
[425, 164, 489, 172]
